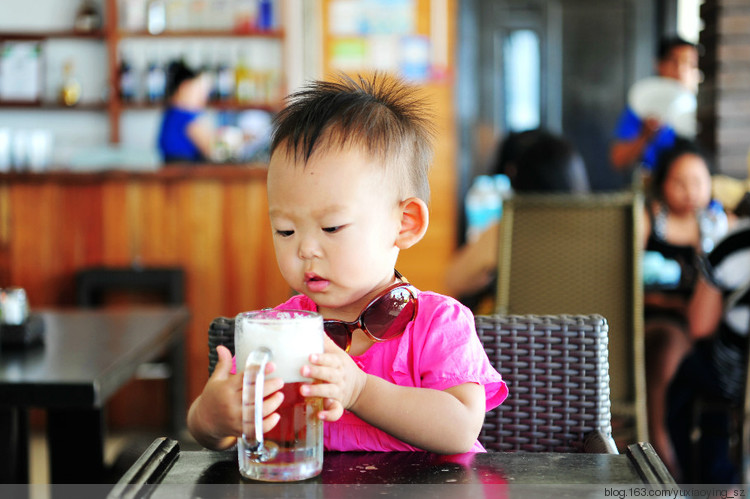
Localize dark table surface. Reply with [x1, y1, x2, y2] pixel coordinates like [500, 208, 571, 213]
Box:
[0, 307, 188, 407]
[110, 438, 677, 498]
[0, 307, 190, 483]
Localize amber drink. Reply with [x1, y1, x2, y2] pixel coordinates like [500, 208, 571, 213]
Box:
[235, 310, 324, 481]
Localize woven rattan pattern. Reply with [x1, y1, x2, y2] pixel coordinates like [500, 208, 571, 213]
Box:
[207, 316, 235, 376]
[476, 314, 612, 453]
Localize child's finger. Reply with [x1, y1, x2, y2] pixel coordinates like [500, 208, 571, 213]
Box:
[261, 390, 284, 418]
[212, 345, 235, 380]
[262, 413, 281, 434]
[318, 398, 344, 422]
[300, 381, 340, 401]
[262, 376, 284, 398]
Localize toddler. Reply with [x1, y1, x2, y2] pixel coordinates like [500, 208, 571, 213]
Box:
[188, 74, 507, 454]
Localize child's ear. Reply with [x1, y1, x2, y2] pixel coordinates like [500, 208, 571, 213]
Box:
[396, 197, 429, 249]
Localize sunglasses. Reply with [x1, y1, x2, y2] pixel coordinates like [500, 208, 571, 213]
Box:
[323, 272, 418, 352]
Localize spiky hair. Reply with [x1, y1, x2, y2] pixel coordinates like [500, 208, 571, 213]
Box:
[270, 73, 434, 202]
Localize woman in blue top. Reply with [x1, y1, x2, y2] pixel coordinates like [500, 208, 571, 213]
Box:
[158, 60, 213, 163]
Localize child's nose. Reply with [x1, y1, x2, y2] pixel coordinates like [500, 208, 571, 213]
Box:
[298, 236, 322, 260]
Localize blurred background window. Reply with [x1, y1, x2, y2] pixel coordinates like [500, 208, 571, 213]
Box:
[503, 29, 541, 132]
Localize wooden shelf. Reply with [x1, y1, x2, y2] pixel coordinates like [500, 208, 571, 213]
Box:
[3, 0, 286, 143]
[0, 30, 106, 41]
[116, 101, 278, 112]
[117, 28, 284, 39]
[0, 101, 108, 110]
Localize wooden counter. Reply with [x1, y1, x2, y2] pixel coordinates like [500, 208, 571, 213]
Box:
[0, 159, 457, 414]
[0, 164, 291, 413]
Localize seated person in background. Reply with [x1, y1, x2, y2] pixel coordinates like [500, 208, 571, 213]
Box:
[444, 129, 589, 310]
[641, 138, 730, 477]
[188, 74, 508, 453]
[157, 59, 213, 163]
[610, 36, 699, 174]
[667, 194, 750, 484]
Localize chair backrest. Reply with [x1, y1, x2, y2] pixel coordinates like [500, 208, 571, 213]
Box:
[206, 313, 615, 453]
[207, 316, 235, 377]
[494, 191, 647, 443]
[76, 266, 185, 307]
[476, 314, 613, 453]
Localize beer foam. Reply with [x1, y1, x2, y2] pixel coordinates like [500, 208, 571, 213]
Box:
[235, 313, 324, 383]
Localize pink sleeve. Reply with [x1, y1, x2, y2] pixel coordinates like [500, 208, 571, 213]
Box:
[391, 292, 508, 411]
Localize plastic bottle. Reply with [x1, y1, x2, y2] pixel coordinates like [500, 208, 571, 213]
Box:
[465, 175, 503, 243]
[146, 59, 166, 103]
[119, 54, 137, 102]
[147, 0, 167, 35]
[700, 199, 729, 254]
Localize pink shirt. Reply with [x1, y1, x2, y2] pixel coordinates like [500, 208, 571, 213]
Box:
[276, 290, 508, 452]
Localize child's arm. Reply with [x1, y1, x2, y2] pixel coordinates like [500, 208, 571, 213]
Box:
[301, 337, 486, 454]
[187, 345, 284, 450]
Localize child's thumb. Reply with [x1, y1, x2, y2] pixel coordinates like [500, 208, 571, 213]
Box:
[211, 345, 234, 380]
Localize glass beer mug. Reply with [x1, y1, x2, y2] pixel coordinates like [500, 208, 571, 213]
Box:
[235, 309, 324, 481]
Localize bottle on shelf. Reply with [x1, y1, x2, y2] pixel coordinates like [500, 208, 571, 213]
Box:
[147, 0, 167, 35]
[234, 49, 254, 103]
[146, 59, 166, 104]
[234, 0, 257, 33]
[257, 0, 274, 30]
[119, 54, 138, 103]
[59, 60, 82, 107]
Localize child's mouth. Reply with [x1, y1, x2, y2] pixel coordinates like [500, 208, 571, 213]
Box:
[305, 273, 329, 293]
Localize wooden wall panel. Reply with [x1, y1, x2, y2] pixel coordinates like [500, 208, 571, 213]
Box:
[318, 0, 458, 295]
[0, 168, 290, 410]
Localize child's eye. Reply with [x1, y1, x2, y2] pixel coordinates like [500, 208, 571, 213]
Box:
[275, 229, 294, 237]
[322, 226, 342, 234]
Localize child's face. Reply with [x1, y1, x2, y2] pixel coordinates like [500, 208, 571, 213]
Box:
[662, 153, 712, 215]
[267, 145, 403, 319]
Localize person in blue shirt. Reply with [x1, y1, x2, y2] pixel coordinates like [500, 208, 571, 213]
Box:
[610, 36, 700, 174]
[158, 60, 214, 163]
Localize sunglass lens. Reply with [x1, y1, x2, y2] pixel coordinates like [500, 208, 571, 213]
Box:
[323, 322, 350, 351]
[362, 288, 415, 340]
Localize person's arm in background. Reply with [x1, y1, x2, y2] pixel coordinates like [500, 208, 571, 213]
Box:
[687, 277, 723, 340]
[610, 116, 662, 172]
[444, 222, 499, 298]
[187, 118, 215, 160]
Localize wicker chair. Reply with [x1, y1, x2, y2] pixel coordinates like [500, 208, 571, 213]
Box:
[495, 192, 646, 443]
[475, 313, 616, 453]
[206, 313, 616, 454]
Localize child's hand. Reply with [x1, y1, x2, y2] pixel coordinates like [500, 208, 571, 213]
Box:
[187, 345, 284, 450]
[300, 336, 367, 422]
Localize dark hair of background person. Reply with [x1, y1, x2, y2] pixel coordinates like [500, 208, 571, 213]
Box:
[649, 137, 712, 201]
[165, 59, 199, 99]
[492, 128, 590, 194]
[658, 35, 699, 61]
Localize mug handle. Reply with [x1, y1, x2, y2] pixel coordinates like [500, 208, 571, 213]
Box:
[241, 347, 277, 462]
